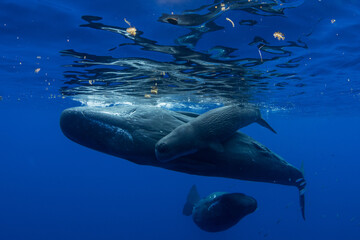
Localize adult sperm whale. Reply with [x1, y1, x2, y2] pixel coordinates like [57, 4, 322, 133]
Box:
[155, 105, 276, 163]
[60, 105, 306, 219]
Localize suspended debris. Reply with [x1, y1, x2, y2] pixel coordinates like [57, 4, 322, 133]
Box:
[273, 31, 285, 40]
[124, 18, 137, 36]
[226, 18, 235, 27]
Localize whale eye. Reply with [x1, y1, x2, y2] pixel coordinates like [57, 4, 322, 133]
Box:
[156, 142, 169, 153]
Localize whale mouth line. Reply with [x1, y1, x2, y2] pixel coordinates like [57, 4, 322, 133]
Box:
[155, 148, 198, 162]
[61, 108, 134, 144]
[88, 118, 134, 143]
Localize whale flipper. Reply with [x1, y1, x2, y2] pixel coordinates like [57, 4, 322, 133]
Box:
[257, 117, 277, 134]
[183, 185, 200, 216]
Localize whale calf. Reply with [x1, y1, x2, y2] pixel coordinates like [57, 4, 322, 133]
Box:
[183, 185, 257, 232]
[155, 105, 276, 163]
[60, 105, 306, 219]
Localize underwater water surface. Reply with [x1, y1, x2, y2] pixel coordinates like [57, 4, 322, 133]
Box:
[1, 0, 360, 239]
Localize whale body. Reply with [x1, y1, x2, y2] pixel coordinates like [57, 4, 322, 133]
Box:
[155, 105, 277, 163]
[183, 185, 257, 232]
[60, 105, 306, 219]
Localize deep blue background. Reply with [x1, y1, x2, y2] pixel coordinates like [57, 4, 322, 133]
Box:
[1, 101, 360, 239]
[1, 0, 360, 239]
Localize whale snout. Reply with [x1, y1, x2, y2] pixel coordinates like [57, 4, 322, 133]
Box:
[155, 142, 169, 154]
[60, 107, 105, 149]
[155, 141, 173, 163]
[222, 193, 258, 215]
[60, 107, 135, 155]
[60, 108, 86, 142]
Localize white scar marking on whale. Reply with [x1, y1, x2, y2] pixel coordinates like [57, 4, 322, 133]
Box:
[90, 118, 134, 142]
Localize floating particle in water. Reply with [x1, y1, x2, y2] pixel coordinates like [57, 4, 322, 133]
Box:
[273, 31, 285, 40]
[34, 68, 41, 73]
[151, 85, 158, 94]
[226, 18, 235, 27]
[124, 18, 131, 26]
[124, 18, 137, 36]
[126, 27, 137, 36]
[331, 19, 336, 24]
[258, 45, 264, 62]
[220, 3, 229, 11]
[144, 94, 151, 98]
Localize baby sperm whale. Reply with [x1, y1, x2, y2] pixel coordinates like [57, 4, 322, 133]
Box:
[155, 105, 276, 163]
[183, 185, 257, 232]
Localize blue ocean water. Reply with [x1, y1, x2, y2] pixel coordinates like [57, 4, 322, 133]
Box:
[1, 0, 360, 239]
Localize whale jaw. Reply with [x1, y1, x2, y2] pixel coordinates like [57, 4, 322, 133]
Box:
[60, 107, 135, 156]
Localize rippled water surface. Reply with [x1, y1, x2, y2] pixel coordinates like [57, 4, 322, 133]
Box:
[1, 0, 360, 114]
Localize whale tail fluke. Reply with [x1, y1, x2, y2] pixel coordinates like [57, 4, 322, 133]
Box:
[183, 185, 200, 216]
[300, 188, 305, 220]
[297, 178, 306, 220]
[257, 117, 277, 134]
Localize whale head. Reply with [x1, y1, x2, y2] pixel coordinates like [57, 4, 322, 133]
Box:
[155, 123, 197, 162]
[60, 107, 137, 159]
[193, 192, 257, 232]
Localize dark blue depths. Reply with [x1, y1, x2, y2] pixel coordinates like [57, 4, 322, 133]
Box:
[1, 102, 360, 240]
[1, 0, 360, 239]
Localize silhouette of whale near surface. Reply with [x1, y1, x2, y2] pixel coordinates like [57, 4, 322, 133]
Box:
[60, 105, 306, 219]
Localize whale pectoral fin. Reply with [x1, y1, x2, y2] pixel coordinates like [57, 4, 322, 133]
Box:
[257, 117, 277, 134]
[208, 141, 224, 152]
